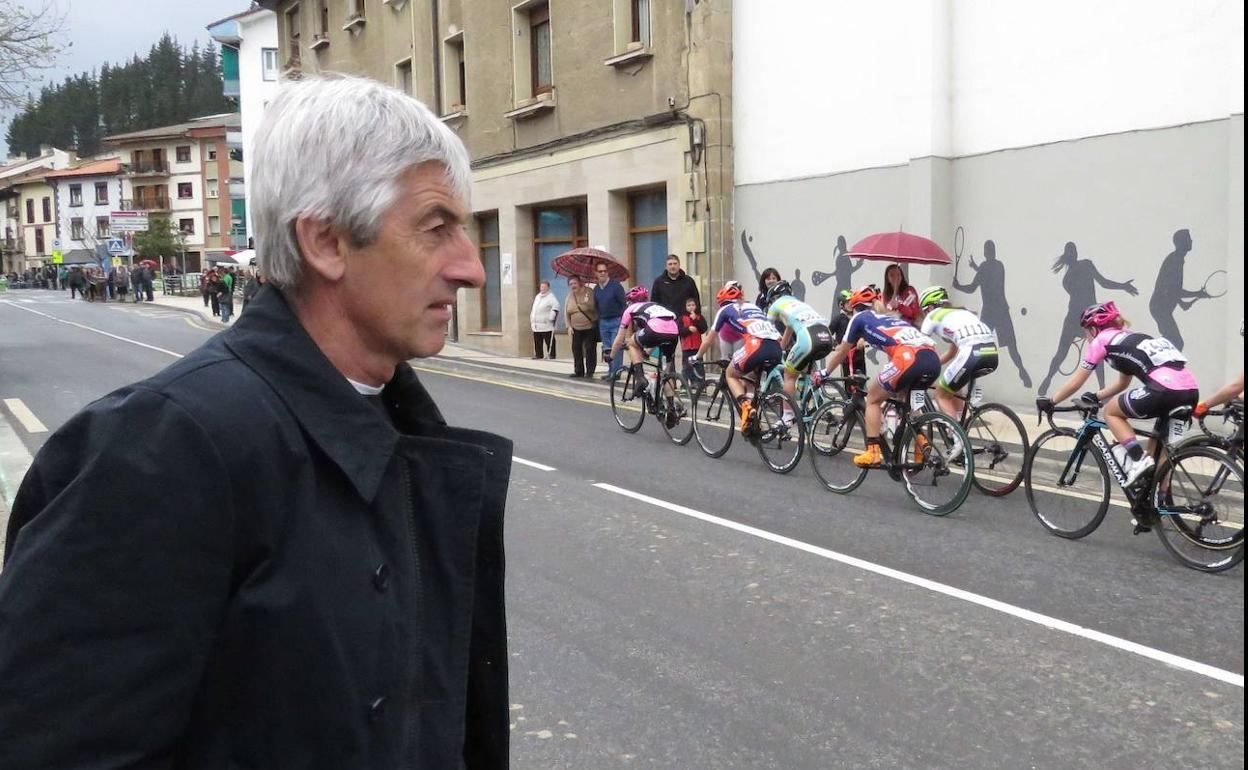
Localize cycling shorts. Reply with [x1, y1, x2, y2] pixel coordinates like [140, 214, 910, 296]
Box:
[634, 327, 679, 361]
[1119, 385, 1199, 420]
[938, 343, 999, 393]
[731, 336, 783, 377]
[878, 346, 940, 394]
[785, 323, 835, 374]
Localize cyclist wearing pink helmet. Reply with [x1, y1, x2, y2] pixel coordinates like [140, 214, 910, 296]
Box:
[1038, 301, 1199, 486]
[608, 285, 681, 398]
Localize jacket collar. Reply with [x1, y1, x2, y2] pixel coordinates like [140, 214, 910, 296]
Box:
[223, 286, 449, 502]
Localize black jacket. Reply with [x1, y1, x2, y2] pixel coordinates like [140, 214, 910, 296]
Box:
[650, 269, 701, 317]
[0, 286, 513, 769]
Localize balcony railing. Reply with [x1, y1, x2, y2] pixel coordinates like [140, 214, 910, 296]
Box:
[120, 196, 171, 211]
[123, 160, 171, 176]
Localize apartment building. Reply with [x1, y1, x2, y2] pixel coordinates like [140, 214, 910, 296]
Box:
[13, 172, 56, 267]
[261, 0, 732, 356]
[101, 113, 244, 270]
[0, 147, 74, 273]
[43, 159, 126, 265]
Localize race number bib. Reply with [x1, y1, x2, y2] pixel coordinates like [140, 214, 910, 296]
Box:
[1168, 417, 1188, 442]
[1139, 337, 1187, 367]
[970, 383, 984, 407]
[793, 308, 822, 325]
[910, 390, 927, 408]
[745, 319, 781, 340]
[954, 323, 994, 342]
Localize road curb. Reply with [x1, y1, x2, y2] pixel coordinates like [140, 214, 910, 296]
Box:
[414, 353, 616, 402]
[148, 299, 228, 329]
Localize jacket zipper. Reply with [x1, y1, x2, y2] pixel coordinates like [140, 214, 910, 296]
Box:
[402, 462, 422, 765]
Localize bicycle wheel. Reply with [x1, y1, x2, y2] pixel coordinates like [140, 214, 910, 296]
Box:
[1024, 428, 1111, 538]
[807, 400, 869, 493]
[755, 389, 805, 474]
[1152, 445, 1244, 572]
[898, 412, 974, 516]
[692, 381, 735, 458]
[658, 372, 694, 446]
[609, 369, 646, 433]
[965, 403, 1029, 497]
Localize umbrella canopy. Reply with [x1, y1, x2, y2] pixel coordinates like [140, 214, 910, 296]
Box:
[846, 231, 951, 266]
[206, 249, 255, 266]
[550, 247, 629, 282]
[138, 259, 159, 268]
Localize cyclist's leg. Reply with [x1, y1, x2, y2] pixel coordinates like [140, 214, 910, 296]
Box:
[783, 326, 813, 399]
[1106, 388, 1144, 445]
[935, 345, 973, 419]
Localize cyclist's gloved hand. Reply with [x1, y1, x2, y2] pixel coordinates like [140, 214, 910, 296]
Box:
[1079, 391, 1101, 407]
[1035, 397, 1053, 414]
[1194, 401, 1209, 418]
[687, 356, 699, 367]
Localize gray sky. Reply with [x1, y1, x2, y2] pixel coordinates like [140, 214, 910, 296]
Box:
[3, 0, 251, 156]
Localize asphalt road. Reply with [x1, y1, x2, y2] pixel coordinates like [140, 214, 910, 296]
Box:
[0, 288, 1243, 769]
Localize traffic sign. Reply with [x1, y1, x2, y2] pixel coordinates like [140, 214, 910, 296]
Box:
[110, 211, 149, 233]
[51, 251, 64, 264]
[52, 238, 62, 250]
[106, 238, 126, 255]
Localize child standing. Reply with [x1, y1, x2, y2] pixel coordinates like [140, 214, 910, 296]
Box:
[679, 297, 708, 378]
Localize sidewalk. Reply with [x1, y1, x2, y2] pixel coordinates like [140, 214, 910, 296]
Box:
[149, 293, 234, 327]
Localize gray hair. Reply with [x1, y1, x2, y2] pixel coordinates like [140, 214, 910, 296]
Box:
[251, 74, 472, 292]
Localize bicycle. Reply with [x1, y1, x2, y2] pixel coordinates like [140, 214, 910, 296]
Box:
[691, 359, 806, 473]
[913, 375, 1029, 496]
[1024, 401, 1243, 572]
[1174, 399, 1243, 467]
[609, 351, 694, 446]
[806, 377, 975, 515]
[759, 359, 845, 432]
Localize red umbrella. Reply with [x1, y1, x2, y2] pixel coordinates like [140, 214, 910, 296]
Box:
[139, 259, 159, 268]
[846, 231, 951, 265]
[550, 247, 630, 282]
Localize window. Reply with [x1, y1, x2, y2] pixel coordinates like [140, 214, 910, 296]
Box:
[478, 214, 501, 330]
[631, 0, 651, 46]
[443, 35, 466, 113]
[42, 197, 51, 222]
[530, 3, 552, 95]
[533, 204, 587, 333]
[319, 0, 329, 33]
[351, 0, 365, 18]
[179, 218, 196, 235]
[71, 217, 85, 240]
[94, 181, 108, 204]
[285, 4, 300, 62]
[34, 227, 45, 254]
[208, 216, 221, 236]
[207, 179, 220, 198]
[25, 198, 34, 223]
[262, 47, 279, 80]
[176, 145, 191, 163]
[396, 58, 412, 96]
[208, 148, 217, 161]
[96, 216, 110, 236]
[178, 182, 194, 199]
[628, 189, 668, 290]
[69, 184, 83, 206]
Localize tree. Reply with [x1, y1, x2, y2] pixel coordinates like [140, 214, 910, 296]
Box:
[0, 0, 67, 110]
[132, 216, 181, 262]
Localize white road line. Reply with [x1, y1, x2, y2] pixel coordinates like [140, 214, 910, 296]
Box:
[594, 482, 1244, 688]
[2, 399, 47, 434]
[0, 301, 184, 359]
[514, 457, 556, 471]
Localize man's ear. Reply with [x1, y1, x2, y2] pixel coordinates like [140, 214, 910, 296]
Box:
[294, 216, 349, 283]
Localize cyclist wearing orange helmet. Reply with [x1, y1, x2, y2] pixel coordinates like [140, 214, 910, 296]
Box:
[822, 284, 941, 467]
[693, 280, 783, 429]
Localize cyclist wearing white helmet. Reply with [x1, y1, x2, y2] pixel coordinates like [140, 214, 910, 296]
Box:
[917, 286, 999, 419]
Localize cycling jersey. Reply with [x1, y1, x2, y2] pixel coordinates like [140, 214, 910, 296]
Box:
[621, 301, 679, 336]
[712, 301, 782, 344]
[845, 311, 936, 351]
[766, 296, 828, 331]
[1081, 329, 1198, 391]
[920, 307, 996, 347]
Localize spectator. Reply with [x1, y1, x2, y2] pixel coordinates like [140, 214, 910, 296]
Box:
[755, 267, 781, 309]
[57, 265, 68, 291]
[0, 73, 510, 769]
[650, 254, 701, 316]
[882, 263, 919, 323]
[679, 296, 708, 379]
[218, 268, 235, 324]
[206, 268, 221, 316]
[564, 275, 598, 378]
[130, 263, 144, 302]
[529, 280, 560, 359]
[115, 264, 130, 301]
[593, 262, 627, 379]
[242, 270, 265, 310]
[201, 268, 213, 308]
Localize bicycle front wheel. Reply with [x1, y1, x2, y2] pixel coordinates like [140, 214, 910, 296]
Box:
[807, 400, 869, 493]
[755, 389, 805, 474]
[1153, 445, 1244, 572]
[1024, 428, 1110, 538]
[609, 369, 646, 433]
[965, 403, 1029, 496]
[899, 412, 974, 516]
[692, 380, 735, 457]
[658, 372, 695, 446]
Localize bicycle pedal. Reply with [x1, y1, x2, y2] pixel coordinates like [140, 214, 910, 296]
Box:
[1130, 518, 1152, 535]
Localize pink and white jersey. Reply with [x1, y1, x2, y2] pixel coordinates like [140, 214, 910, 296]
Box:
[1081, 329, 1198, 391]
[621, 301, 680, 336]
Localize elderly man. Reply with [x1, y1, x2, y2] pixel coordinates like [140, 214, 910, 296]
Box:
[0, 75, 512, 769]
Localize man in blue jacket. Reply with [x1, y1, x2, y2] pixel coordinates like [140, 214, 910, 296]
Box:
[593, 262, 627, 378]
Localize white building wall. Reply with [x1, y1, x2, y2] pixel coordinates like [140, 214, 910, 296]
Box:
[54, 174, 124, 252]
[238, 10, 279, 240]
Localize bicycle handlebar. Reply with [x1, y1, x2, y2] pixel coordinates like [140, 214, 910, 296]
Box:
[1037, 401, 1099, 431]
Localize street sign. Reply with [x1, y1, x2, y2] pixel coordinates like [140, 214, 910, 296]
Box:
[106, 238, 126, 255]
[52, 238, 62, 250]
[51, 251, 64, 264]
[111, 257, 123, 267]
[110, 211, 149, 233]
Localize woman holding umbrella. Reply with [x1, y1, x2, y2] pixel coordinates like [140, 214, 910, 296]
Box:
[882, 263, 920, 323]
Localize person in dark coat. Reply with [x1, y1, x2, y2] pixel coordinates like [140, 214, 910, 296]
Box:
[650, 253, 701, 317]
[593, 262, 627, 378]
[0, 74, 511, 770]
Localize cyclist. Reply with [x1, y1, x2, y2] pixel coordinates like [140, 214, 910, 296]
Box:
[822, 284, 941, 467]
[764, 280, 835, 423]
[917, 286, 999, 419]
[607, 286, 681, 402]
[691, 281, 784, 429]
[1195, 319, 1243, 418]
[1037, 301, 1199, 487]
[827, 289, 866, 380]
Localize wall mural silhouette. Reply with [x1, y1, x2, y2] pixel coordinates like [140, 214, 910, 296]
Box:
[736, 224, 1228, 401]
